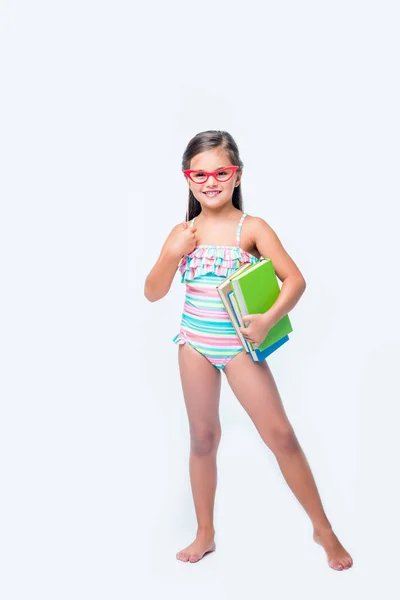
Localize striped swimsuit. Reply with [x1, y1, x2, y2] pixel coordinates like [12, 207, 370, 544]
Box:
[172, 212, 260, 370]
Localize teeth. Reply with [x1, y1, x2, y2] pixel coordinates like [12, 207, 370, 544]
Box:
[204, 191, 220, 196]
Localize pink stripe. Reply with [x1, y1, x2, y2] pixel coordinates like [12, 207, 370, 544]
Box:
[185, 290, 219, 299]
[199, 339, 242, 347]
[182, 332, 241, 346]
[184, 305, 230, 320]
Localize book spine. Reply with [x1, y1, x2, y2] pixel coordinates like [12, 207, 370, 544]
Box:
[217, 288, 249, 353]
[229, 291, 256, 361]
[227, 292, 251, 354]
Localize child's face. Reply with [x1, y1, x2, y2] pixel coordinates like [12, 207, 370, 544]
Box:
[186, 147, 242, 210]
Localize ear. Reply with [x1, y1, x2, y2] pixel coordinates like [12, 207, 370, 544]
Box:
[234, 170, 242, 187]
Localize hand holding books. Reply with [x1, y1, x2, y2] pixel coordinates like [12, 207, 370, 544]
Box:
[237, 312, 273, 348]
[216, 258, 293, 362]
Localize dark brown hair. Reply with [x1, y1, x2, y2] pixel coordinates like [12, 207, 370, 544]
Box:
[182, 130, 244, 221]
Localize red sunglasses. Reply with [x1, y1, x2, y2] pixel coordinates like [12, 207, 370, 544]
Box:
[183, 165, 239, 184]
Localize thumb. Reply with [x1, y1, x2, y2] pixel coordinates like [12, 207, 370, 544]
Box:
[242, 314, 252, 322]
[182, 221, 189, 229]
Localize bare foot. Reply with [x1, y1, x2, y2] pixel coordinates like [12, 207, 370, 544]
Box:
[176, 531, 216, 563]
[313, 526, 353, 570]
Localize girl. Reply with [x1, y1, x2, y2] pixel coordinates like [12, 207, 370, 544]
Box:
[144, 130, 353, 570]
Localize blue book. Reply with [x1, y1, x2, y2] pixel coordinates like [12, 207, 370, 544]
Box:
[227, 291, 289, 362]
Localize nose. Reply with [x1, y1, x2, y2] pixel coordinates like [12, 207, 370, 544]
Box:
[205, 175, 219, 187]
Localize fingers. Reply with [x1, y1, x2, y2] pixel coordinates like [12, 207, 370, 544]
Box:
[182, 222, 197, 233]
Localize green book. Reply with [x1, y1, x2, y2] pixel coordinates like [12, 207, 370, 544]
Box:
[230, 258, 293, 353]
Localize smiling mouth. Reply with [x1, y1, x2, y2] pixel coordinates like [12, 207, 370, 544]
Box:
[203, 191, 221, 197]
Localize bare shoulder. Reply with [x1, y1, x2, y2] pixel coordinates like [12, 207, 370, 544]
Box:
[245, 214, 306, 284]
[243, 215, 265, 234]
[242, 215, 271, 251]
[245, 215, 276, 240]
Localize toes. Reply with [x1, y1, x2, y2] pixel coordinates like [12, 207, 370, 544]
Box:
[344, 557, 353, 569]
[339, 556, 353, 570]
[176, 552, 189, 562]
[176, 540, 215, 563]
[189, 554, 200, 562]
[329, 560, 344, 570]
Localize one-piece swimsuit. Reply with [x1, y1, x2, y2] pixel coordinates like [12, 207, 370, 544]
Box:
[172, 212, 260, 370]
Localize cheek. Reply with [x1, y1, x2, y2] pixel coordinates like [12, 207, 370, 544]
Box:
[191, 188, 202, 200]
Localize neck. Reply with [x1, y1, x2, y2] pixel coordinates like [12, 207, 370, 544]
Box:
[197, 204, 241, 222]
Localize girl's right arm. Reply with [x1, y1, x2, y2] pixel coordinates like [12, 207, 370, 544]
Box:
[144, 222, 197, 302]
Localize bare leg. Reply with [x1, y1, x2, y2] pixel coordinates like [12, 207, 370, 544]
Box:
[224, 352, 353, 570]
[176, 342, 220, 563]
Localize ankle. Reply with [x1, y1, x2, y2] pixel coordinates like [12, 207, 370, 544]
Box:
[197, 525, 215, 537]
[313, 521, 333, 535]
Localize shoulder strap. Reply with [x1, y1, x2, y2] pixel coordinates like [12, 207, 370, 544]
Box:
[236, 213, 247, 246]
[191, 216, 196, 227]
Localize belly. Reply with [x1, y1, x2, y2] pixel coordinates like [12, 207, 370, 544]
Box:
[179, 273, 243, 348]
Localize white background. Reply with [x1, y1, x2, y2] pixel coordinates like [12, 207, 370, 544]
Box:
[1, 1, 399, 598]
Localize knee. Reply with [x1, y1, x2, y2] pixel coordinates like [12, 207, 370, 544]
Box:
[268, 426, 300, 455]
[190, 428, 221, 456]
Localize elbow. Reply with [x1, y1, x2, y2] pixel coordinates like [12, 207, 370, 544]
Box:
[144, 281, 156, 302]
[144, 271, 173, 302]
[291, 274, 306, 294]
[144, 283, 166, 303]
[144, 287, 158, 303]
[288, 274, 306, 291]
[144, 292, 156, 303]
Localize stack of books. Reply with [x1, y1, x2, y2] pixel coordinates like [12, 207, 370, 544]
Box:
[217, 258, 293, 362]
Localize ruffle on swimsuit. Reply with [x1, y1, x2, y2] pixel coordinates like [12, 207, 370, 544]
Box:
[178, 245, 259, 283]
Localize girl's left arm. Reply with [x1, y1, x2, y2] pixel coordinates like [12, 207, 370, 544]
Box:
[252, 217, 306, 329]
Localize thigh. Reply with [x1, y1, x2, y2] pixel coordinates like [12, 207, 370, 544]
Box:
[223, 351, 293, 442]
[178, 343, 222, 433]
